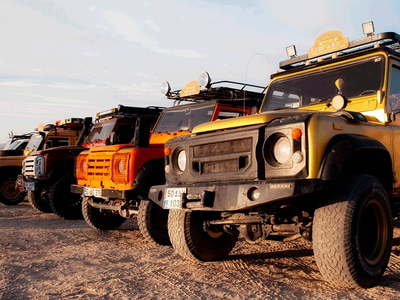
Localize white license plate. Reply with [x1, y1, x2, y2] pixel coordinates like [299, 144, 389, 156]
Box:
[83, 187, 102, 197]
[164, 188, 186, 209]
[24, 181, 35, 191]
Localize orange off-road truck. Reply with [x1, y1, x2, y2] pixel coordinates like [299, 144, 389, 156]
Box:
[71, 73, 266, 245]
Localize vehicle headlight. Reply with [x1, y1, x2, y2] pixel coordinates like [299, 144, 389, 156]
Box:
[177, 150, 186, 172]
[273, 136, 291, 164]
[118, 159, 125, 174]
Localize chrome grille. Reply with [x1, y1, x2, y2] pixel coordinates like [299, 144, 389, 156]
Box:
[22, 156, 44, 178]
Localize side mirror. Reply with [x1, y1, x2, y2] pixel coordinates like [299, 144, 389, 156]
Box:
[133, 117, 151, 148]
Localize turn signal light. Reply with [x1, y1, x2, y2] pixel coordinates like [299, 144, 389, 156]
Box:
[292, 128, 302, 140]
[164, 147, 171, 156]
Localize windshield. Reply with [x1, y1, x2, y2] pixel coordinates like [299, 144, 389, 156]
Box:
[153, 104, 215, 133]
[3, 139, 29, 150]
[25, 134, 44, 151]
[261, 56, 385, 112]
[85, 119, 117, 143]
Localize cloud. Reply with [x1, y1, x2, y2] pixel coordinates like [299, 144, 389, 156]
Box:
[150, 46, 204, 58]
[82, 52, 101, 57]
[100, 9, 204, 59]
[145, 19, 161, 32]
[103, 10, 155, 47]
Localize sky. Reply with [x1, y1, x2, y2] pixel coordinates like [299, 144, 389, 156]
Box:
[1, 0, 400, 143]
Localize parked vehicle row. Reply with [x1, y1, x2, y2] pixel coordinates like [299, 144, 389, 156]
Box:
[2, 21, 400, 289]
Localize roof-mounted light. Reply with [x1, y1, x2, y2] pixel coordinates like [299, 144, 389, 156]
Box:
[97, 108, 117, 117]
[199, 71, 211, 88]
[286, 45, 297, 58]
[55, 118, 82, 126]
[161, 81, 171, 95]
[362, 21, 374, 37]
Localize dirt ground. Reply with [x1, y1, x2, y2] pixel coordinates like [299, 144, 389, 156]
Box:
[1, 201, 400, 300]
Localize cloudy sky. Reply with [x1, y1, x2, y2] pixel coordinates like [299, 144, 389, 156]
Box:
[0, 0, 399, 143]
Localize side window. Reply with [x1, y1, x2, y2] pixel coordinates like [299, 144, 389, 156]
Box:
[389, 65, 400, 111]
[47, 138, 70, 148]
[115, 124, 136, 144]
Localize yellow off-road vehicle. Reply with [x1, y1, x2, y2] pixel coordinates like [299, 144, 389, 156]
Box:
[147, 22, 400, 288]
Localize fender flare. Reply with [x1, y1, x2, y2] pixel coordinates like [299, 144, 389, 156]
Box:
[133, 158, 165, 199]
[47, 159, 75, 182]
[318, 134, 392, 185]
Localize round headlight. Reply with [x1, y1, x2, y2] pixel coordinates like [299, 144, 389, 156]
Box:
[177, 150, 186, 172]
[273, 137, 291, 164]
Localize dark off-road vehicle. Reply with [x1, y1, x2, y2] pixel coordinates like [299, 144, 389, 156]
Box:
[18, 105, 163, 219]
[0, 118, 85, 206]
[148, 22, 400, 288]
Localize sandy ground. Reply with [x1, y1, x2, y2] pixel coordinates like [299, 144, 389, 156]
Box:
[1, 202, 400, 300]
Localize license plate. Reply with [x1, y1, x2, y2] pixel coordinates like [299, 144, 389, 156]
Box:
[83, 187, 102, 197]
[24, 181, 35, 191]
[164, 188, 186, 209]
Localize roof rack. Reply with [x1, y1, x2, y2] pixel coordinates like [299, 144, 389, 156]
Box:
[97, 105, 165, 120]
[162, 75, 266, 107]
[8, 132, 36, 141]
[280, 31, 400, 70]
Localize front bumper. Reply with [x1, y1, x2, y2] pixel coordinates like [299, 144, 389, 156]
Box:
[16, 175, 40, 192]
[148, 179, 323, 211]
[70, 184, 135, 200]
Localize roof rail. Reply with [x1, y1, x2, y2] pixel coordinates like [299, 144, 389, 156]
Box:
[97, 105, 165, 120]
[280, 31, 400, 70]
[166, 80, 267, 104]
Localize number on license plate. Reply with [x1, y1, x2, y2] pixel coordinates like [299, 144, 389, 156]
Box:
[83, 187, 102, 197]
[164, 188, 186, 209]
[24, 181, 35, 191]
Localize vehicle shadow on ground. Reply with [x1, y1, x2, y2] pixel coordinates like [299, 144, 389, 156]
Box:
[229, 248, 314, 262]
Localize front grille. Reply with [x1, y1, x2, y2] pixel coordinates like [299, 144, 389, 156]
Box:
[193, 137, 252, 158]
[201, 158, 243, 173]
[191, 137, 252, 175]
[22, 156, 44, 178]
[87, 158, 111, 178]
[22, 157, 35, 176]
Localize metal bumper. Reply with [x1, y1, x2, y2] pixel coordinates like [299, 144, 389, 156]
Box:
[15, 175, 40, 192]
[70, 184, 135, 200]
[148, 179, 321, 211]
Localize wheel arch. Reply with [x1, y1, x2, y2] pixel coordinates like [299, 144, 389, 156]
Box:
[46, 159, 75, 181]
[318, 134, 393, 191]
[133, 158, 165, 199]
[0, 166, 23, 176]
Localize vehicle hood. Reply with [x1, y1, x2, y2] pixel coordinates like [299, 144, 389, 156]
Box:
[29, 145, 87, 156]
[192, 110, 313, 134]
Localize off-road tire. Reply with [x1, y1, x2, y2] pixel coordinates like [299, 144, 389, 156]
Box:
[313, 174, 393, 288]
[138, 200, 170, 245]
[168, 209, 239, 261]
[0, 175, 26, 205]
[28, 190, 52, 213]
[82, 196, 126, 230]
[49, 174, 82, 220]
